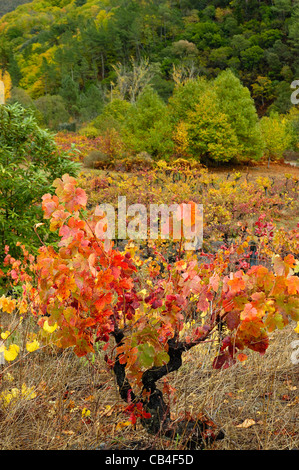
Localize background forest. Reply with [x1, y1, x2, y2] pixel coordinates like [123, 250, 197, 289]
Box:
[0, 0, 298, 164]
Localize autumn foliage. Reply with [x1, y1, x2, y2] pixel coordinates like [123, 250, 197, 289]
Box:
[1, 173, 298, 445]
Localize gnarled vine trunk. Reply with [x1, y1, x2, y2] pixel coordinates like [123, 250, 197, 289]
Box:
[112, 330, 224, 449]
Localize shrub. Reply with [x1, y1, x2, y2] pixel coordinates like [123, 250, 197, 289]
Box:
[0, 103, 80, 270]
[79, 125, 100, 139]
[172, 157, 203, 170]
[121, 152, 154, 171]
[57, 122, 77, 133]
[83, 150, 112, 169]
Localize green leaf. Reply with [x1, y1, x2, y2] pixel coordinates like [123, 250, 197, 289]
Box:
[138, 342, 155, 368]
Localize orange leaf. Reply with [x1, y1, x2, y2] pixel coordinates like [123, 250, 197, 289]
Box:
[237, 353, 248, 362]
[240, 303, 259, 322]
[227, 276, 245, 294]
[286, 276, 299, 295]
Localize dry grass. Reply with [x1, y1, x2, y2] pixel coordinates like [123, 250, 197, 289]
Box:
[0, 324, 298, 450]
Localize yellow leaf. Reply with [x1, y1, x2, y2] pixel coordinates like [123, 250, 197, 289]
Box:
[294, 322, 299, 334]
[1, 330, 10, 340]
[26, 340, 40, 352]
[4, 344, 20, 362]
[0, 296, 17, 314]
[11, 388, 19, 399]
[21, 384, 36, 399]
[18, 300, 28, 315]
[138, 289, 148, 299]
[82, 408, 91, 418]
[43, 320, 58, 333]
[3, 372, 14, 382]
[116, 421, 132, 431]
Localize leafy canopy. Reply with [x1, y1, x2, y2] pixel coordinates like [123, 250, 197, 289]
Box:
[0, 103, 80, 268]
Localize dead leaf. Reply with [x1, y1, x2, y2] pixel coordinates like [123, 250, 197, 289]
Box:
[236, 418, 256, 428]
[287, 396, 299, 407]
[281, 394, 291, 401]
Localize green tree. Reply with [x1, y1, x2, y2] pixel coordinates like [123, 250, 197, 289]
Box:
[92, 98, 133, 134]
[34, 94, 70, 129]
[122, 86, 173, 157]
[288, 2, 299, 47]
[213, 69, 264, 161]
[59, 74, 80, 116]
[251, 76, 276, 109]
[185, 89, 239, 164]
[77, 84, 104, 123]
[168, 77, 210, 124]
[240, 45, 264, 70]
[260, 112, 293, 166]
[0, 103, 80, 267]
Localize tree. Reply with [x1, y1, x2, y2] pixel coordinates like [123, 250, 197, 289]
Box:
[92, 98, 133, 133]
[240, 45, 264, 70]
[122, 86, 173, 157]
[0, 103, 80, 269]
[111, 57, 156, 103]
[251, 76, 276, 110]
[34, 94, 70, 129]
[185, 89, 239, 164]
[288, 3, 299, 49]
[8, 86, 35, 110]
[213, 69, 264, 161]
[77, 84, 104, 123]
[259, 112, 293, 166]
[59, 74, 80, 116]
[168, 77, 210, 124]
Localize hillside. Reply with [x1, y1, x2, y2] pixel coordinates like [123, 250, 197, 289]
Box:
[0, 0, 298, 127]
[0, 0, 30, 18]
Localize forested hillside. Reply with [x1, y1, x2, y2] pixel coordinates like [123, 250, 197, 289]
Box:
[0, 0, 29, 18]
[0, 0, 298, 127]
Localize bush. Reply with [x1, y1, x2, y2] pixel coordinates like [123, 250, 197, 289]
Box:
[58, 122, 77, 133]
[121, 152, 154, 171]
[172, 157, 203, 170]
[0, 103, 80, 269]
[83, 150, 112, 169]
[79, 125, 100, 139]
